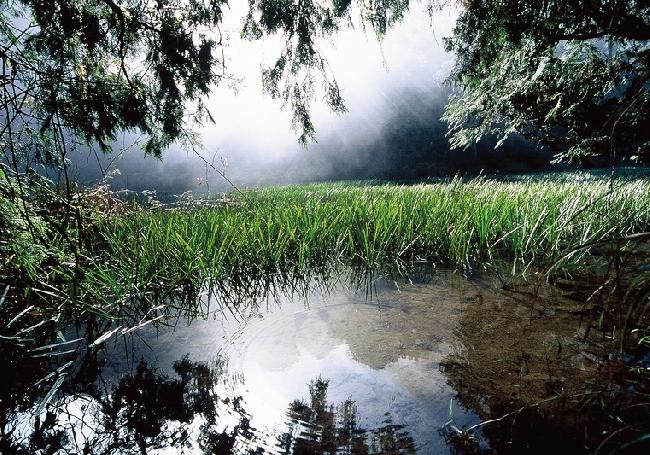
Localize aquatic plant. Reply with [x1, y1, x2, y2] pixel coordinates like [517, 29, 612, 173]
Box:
[94, 173, 650, 310]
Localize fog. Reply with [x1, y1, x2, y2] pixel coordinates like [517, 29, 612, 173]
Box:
[69, 4, 549, 195]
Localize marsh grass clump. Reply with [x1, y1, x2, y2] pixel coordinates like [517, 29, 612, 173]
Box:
[94, 174, 650, 309]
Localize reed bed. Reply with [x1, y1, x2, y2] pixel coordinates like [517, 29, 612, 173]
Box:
[89, 175, 650, 308]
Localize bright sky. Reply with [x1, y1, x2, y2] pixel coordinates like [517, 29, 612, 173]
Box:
[198, 2, 458, 158]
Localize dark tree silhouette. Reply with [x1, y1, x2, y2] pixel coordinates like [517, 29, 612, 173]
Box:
[442, 0, 650, 163]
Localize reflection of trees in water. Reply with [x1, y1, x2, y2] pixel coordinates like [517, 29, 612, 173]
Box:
[5, 357, 263, 454]
[277, 377, 415, 455]
[2, 270, 425, 454]
[5, 358, 416, 454]
[107, 358, 246, 454]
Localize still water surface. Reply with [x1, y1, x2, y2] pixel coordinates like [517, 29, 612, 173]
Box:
[95, 269, 483, 453]
[11, 269, 488, 454]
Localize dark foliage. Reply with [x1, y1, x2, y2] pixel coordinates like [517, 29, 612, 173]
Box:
[2, 0, 229, 157]
[443, 0, 650, 162]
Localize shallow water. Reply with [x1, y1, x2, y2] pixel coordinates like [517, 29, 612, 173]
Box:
[90, 269, 484, 453]
[7, 262, 649, 454]
[9, 268, 491, 454]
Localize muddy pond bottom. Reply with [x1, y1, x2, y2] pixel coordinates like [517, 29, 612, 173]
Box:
[97, 270, 484, 453]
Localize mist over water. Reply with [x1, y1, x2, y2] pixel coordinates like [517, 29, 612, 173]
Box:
[68, 5, 546, 195]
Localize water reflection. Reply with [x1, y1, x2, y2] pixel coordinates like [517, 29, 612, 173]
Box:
[7, 357, 259, 454]
[4, 266, 483, 454]
[277, 377, 416, 454]
[5, 357, 459, 454]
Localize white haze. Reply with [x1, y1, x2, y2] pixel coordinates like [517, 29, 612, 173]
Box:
[70, 4, 458, 194]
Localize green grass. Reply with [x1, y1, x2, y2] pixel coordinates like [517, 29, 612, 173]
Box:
[88, 174, 650, 312]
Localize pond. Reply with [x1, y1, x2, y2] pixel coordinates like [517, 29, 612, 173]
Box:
[9, 265, 628, 454]
[94, 268, 483, 453]
[7, 267, 498, 453]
